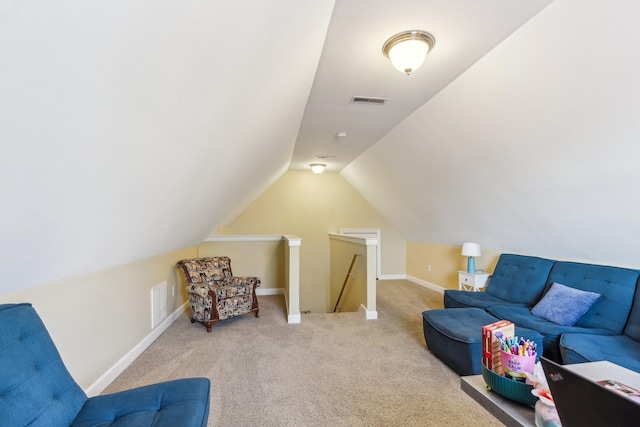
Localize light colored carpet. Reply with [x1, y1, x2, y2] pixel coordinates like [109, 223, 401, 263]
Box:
[103, 280, 502, 426]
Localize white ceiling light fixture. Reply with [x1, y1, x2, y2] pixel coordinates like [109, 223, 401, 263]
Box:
[382, 30, 435, 75]
[310, 163, 326, 174]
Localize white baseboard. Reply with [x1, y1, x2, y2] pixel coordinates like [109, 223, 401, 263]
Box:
[405, 275, 446, 294]
[257, 287, 284, 296]
[359, 304, 378, 319]
[378, 274, 406, 280]
[85, 302, 189, 397]
[288, 313, 301, 324]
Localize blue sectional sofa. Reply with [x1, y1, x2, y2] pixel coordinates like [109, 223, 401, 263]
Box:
[441, 254, 640, 372]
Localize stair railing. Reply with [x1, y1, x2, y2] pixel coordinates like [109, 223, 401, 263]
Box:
[333, 252, 362, 313]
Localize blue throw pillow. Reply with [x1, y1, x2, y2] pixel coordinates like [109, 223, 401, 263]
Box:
[531, 282, 600, 326]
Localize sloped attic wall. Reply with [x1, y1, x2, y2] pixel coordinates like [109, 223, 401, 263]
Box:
[342, 0, 640, 268]
[0, 1, 335, 295]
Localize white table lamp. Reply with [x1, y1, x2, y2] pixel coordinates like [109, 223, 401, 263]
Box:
[461, 243, 481, 274]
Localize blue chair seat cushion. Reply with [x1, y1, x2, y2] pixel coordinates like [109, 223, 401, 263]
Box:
[487, 304, 614, 362]
[422, 307, 543, 376]
[560, 333, 640, 374]
[443, 290, 528, 310]
[72, 378, 211, 427]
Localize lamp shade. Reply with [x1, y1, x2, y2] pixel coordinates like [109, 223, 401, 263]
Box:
[461, 242, 481, 257]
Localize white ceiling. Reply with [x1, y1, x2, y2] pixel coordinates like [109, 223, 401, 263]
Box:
[6, 0, 640, 295]
[342, 0, 640, 267]
[289, 0, 553, 173]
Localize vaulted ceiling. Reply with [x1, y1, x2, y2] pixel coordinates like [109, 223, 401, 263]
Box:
[289, 0, 552, 172]
[3, 0, 640, 294]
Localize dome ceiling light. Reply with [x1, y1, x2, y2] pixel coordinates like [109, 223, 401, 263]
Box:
[309, 163, 326, 174]
[382, 30, 435, 75]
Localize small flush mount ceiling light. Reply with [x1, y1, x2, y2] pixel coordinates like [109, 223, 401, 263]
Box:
[310, 163, 326, 174]
[382, 30, 435, 75]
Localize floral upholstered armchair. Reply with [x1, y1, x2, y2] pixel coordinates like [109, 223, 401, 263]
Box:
[176, 257, 260, 332]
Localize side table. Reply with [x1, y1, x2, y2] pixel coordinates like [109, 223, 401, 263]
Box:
[458, 271, 491, 291]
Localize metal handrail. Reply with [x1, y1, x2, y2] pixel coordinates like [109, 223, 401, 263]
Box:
[333, 252, 362, 313]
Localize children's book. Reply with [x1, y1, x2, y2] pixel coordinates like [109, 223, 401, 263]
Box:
[482, 320, 514, 375]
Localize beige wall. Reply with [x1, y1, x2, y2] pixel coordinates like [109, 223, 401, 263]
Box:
[406, 241, 640, 291]
[198, 239, 284, 291]
[0, 247, 196, 390]
[406, 241, 500, 290]
[218, 171, 405, 313]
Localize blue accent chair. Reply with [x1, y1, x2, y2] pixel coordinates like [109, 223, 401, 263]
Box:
[0, 303, 210, 427]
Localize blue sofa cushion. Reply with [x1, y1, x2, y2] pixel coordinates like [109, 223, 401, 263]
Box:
[444, 290, 529, 310]
[485, 254, 555, 305]
[72, 378, 211, 427]
[0, 303, 87, 426]
[422, 308, 544, 376]
[531, 282, 600, 326]
[623, 282, 640, 342]
[545, 262, 639, 333]
[487, 304, 615, 362]
[560, 333, 640, 374]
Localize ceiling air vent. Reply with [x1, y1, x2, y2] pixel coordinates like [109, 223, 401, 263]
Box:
[351, 96, 388, 105]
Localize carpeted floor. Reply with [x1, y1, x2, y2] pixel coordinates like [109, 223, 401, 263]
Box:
[103, 280, 502, 426]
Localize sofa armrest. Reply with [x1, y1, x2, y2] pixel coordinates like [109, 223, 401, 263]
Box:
[226, 276, 261, 289]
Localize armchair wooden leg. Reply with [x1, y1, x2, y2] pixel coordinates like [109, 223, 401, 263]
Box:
[254, 309, 259, 318]
[204, 320, 217, 333]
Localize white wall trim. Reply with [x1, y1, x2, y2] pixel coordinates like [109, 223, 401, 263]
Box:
[283, 235, 302, 247]
[359, 304, 378, 319]
[340, 228, 382, 278]
[288, 314, 301, 323]
[257, 287, 284, 296]
[204, 235, 283, 242]
[405, 275, 446, 294]
[328, 233, 377, 246]
[378, 274, 405, 280]
[84, 302, 189, 397]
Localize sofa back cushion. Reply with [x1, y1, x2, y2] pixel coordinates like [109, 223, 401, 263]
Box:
[623, 278, 640, 341]
[486, 254, 555, 305]
[545, 262, 639, 333]
[0, 303, 87, 426]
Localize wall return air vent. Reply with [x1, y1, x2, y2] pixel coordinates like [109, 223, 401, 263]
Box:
[351, 96, 388, 104]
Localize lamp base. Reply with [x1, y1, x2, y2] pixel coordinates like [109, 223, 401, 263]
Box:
[467, 257, 476, 274]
